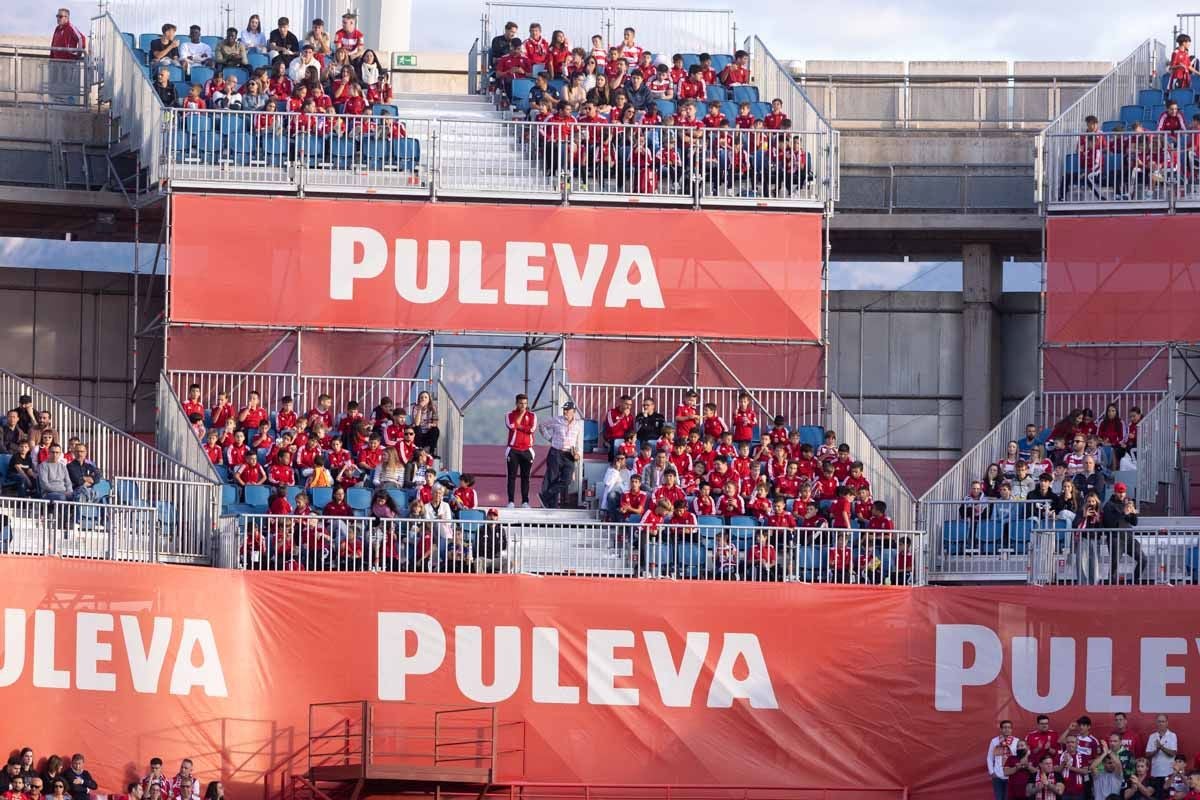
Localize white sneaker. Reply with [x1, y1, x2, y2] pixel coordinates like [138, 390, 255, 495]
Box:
[506, 502, 515, 508]
[521, 502, 530, 509]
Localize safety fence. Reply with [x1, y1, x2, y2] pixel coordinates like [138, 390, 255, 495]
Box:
[919, 392, 1036, 544]
[480, 3, 737, 61]
[798, 72, 1106, 128]
[436, 380, 466, 475]
[157, 372, 223, 483]
[826, 393, 917, 531]
[1029, 527, 1199, 586]
[91, 14, 164, 185]
[1041, 389, 1166, 429]
[162, 109, 830, 207]
[1042, 131, 1200, 211]
[1135, 394, 1177, 506]
[927, 498, 1064, 582]
[0, 496, 160, 562]
[0, 43, 89, 106]
[746, 35, 836, 201]
[1036, 37, 1166, 206]
[562, 383, 825, 441]
[225, 515, 927, 585]
[102, 0, 356, 46]
[113, 476, 220, 562]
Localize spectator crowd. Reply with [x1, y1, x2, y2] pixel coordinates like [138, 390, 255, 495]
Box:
[1, 396, 104, 504]
[0, 751, 223, 800]
[986, 713, 1199, 800]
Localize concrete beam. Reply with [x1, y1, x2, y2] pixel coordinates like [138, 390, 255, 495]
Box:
[910, 61, 1008, 77]
[960, 243, 1004, 450]
[1014, 61, 1111, 78]
[803, 60, 905, 76]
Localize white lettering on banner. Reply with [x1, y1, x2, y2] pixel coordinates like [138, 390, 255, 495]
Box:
[329, 228, 666, 310]
[934, 625, 1198, 714]
[377, 614, 778, 710]
[0, 609, 227, 696]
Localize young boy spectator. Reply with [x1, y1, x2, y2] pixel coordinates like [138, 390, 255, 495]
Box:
[720, 50, 751, 86]
[747, 529, 778, 581]
[716, 480, 745, 519]
[452, 474, 478, 511]
[764, 98, 789, 129]
[333, 13, 366, 62]
[697, 53, 718, 86]
[235, 451, 267, 488]
[149, 24, 181, 66]
[268, 17, 300, 65]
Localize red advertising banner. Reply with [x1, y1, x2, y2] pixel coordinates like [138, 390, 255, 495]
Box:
[1046, 215, 1200, 343]
[3, 560, 1199, 800]
[169, 196, 823, 341]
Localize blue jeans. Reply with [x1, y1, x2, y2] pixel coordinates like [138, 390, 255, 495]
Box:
[991, 776, 1007, 800]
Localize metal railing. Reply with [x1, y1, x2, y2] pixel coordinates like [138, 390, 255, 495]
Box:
[826, 392, 917, 530]
[157, 372, 222, 483]
[0, 496, 160, 562]
[838, 163, 1035, 213]
[232, 515, 928, 584]
[1030, 527, 1198, 585]
[299, 375, 435, 424]
[0, 368, 217, 492]
[103, 0, 356, 44]
[91, 13, 165, 186]
[920, 392, 1036, 539]
[0, 43, 89, 106]
[467, 37, 481, 95]
[168, 370, 299, 424]
[926, 498, 1061, 581]
[481, 2, 736, 57]
[113, 476, 219, 562]
[1042, 130, 1200, 211]
[1178, 14, 1200, 47]
[1135, 394, 1177, 505]
[562, 383, 824, 441]
[162, 109, 829, 208]
[1042, 389, 1166, 429]
[746, 35, 837, 202]
[1037, 38, 1166, 205]
[436, 379, 466, 474]
[797, 73, 1105, 128]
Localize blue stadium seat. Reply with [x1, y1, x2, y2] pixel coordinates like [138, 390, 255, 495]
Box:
[731, 85, 759, 104]
[976, 520, 1004, 553]
[120, 32, 135, 51]
[0, 453, 10, 483]
[371, 103, 399, 117]
[793, 546, 825, 580]
[654, 99, 676, 118]
[133, 48, 148, 65]
[223, 67, 250, 86]
[1118, 105, 1143, 125]
[1139, 88, 1164, 108]
[188, 65, 214, 86]
[705, 84, 727, 101]
[243, 485, 270, 514]
[1010, 519, 1035, 554]
[728, 516, 758, 545]
[248, 52, 270, 69]
[285, 485, 303, 506]
[172, 81, 191, 101]
[583, 419, 599, 452]
[1104, 153, 1124, 175]
[1186, 546, 1200, 584]
[798, 425, 825, 450]
[751, 101, 771, 120]
[92, 480, 111, 502]
[309, 486, 333, 509]
[511, 77, 534, 111]
[1147, 104, 1166, 123]
[346, 487, 372, 516]
[697, 515, 723, 542]
[436, 470, 461, 487]
[385, 488, 408, 510]
[138, 33, 159, 53]
[1062, 153, 1080, 175]
[941, 520, 969, 550]
[1183, 103, 1200, 122]
[214, 465, 230, 483]
[548, 78, 566, 95]
[680, 53, 700, 70]
[719, 101, 739, 122]
[219, 484, 240, 514]
[675, 541, 707, 579]
[1169, 88, 1195, 107]
[1100, 121, 1121, 133]
[396, 138, 420, 169]
[200, 35, 222, 52]
[326, 135, 357, 168]
[710, 54, 733, 71]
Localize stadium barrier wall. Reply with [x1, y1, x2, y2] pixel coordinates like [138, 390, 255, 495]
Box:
[1135, 393, 1177, 505]
[0, 42, 89, 107]
[91, 14, 163, 185]
[157, 372, 223, 484]
[168, 195, 823, 341]
[3, 559, 1200, 800]
[1045, 216, 1200, 343]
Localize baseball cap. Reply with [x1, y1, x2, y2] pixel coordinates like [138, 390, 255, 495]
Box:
[18, 395, 31, 404]
[1114, 482, 1127, 493]
[562, 401, 575, 411]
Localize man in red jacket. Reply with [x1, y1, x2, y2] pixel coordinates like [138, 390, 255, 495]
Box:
[505, 393, 538, 507]
[50, 8, 86, 105]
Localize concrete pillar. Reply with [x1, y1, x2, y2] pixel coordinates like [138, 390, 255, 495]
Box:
[961, 243, 1003, 450]
[359, 0, 411, 53]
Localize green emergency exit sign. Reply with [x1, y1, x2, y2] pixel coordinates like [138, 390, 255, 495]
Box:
[392, 53, 418, 68]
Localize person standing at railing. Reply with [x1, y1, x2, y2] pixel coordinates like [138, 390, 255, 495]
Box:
[49, 8, 85, 106]
[1169, 35, 1200, 90]
[538, 402, 584, 509]
[1101, 482, 1142, 584]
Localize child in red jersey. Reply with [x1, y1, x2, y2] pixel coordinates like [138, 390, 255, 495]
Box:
[829, 485, 854, 529]
[747, 529, 778, 581]
[844, 461, 870, 493]
[814, 462, 840, 506]
[764, 97, 789, 129]
[716, 479, 745, 520]
[692, 482, 715, 516]
[816, 429, 839, 463]
[734, 101, 754, 129]
[827, 530, 854, 583]
[619, 474, 647, 518]
[747, 483, 772, 522]
[853, 487, 874, 527]
[202, 430, 223, 465]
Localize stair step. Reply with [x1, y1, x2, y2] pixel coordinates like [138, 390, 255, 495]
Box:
[394, 92, 490, 104]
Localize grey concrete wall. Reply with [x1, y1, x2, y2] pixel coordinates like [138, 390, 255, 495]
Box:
[827, 290, 1039, 462]
[839, 130, 1035, 166]
[0, 267, 161, 432]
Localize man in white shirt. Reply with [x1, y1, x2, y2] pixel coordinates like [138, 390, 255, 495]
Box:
[601, 452, 631, 520]
[178, 26, 213, 76]
[538, 401, 583, 509]
[288, 44, 321, 82]
[170, 760, 200, 800]
[1145, 714, 1178, 796]
[986, 720, 1020, 800]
